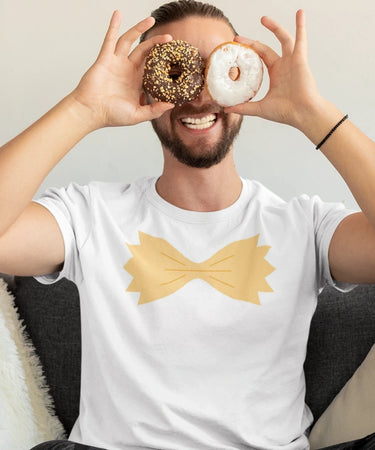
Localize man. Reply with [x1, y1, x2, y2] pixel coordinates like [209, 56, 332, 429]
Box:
[1, 1, 375, 449]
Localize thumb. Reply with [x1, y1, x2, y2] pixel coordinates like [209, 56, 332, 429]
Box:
[224, 100, 263, 117]
[135, 102, 175, 123]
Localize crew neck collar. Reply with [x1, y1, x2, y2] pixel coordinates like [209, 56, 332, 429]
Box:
[146, 177, 250, 224]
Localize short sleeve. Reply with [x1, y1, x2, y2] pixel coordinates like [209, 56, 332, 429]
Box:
[33, 183, 92, 285]
[308, 195, 357, 292]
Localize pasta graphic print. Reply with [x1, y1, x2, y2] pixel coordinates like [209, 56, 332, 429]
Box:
[124, 232, 275, 305]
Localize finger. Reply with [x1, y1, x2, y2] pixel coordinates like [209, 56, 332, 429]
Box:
[261, 15, 294, 56]
[234, 36, 279, 68]
[128, 33, 173, 65]
[224, 100, 263, 117]
[99, 10, 122, 57]
[134, 102, 175, 123]
[115, 16, 155, 56]
[294, 9, 307, 57]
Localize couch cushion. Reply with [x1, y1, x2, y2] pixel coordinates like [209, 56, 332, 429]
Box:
[13, 276, 81, 435]
[304, 284, 375, 423]
[308, 344, 375, 449]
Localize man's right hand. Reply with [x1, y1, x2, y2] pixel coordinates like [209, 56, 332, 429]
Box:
[71, 11, 175, 130]
[0, 11, 176, 277]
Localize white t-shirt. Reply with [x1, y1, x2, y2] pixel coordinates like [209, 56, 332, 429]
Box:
[35, 177, 354, 450]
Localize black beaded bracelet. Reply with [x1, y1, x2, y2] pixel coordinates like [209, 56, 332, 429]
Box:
[315, 114, 349, 150]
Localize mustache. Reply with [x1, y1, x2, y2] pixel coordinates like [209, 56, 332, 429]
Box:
[172, 103, 225, 119]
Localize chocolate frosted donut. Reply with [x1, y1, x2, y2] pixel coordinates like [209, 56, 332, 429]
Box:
[143, 40, 205, 106]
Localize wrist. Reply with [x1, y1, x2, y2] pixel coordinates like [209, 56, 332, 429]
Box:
[293, 96, 344, 146]
[66, 90, 104, 133]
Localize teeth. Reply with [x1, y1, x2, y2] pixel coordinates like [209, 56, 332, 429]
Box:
[181, 114, 216, 129]
[182, 114, 216, 124]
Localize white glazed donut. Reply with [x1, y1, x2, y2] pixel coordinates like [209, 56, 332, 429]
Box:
[205, 42, 263, 107]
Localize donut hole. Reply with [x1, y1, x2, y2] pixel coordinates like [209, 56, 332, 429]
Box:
[169, 63, 182, 81]
[229, 66, 240, 81]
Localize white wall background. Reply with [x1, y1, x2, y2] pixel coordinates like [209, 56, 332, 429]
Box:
[1, 0, 374, 209]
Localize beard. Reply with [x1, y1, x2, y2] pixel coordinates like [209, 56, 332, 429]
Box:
[151, 104, 243, 169]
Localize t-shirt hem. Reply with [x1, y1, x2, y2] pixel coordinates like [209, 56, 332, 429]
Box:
[32, 199, 74, 285]
[320, 209, 358, 293]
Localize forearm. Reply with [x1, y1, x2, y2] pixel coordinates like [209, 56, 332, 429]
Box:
[0, 12, 174, 239]
[299, 98, 375, 225]
[0, 93, 96, 236]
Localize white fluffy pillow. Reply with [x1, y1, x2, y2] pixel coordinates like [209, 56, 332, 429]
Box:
[309, 344, 375, 449]
[0, 277, 65, 450]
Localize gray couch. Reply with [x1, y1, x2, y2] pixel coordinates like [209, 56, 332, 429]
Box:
[10, 276, 375, 437]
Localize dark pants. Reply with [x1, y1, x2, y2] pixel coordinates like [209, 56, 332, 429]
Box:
[30, 441, 105, 450]
[30, 432, 375, 450]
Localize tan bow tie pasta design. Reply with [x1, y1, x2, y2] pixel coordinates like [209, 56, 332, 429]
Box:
[124, 232, 275, 305]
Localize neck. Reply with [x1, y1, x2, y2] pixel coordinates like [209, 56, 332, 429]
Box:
[156, 149, 242, 212]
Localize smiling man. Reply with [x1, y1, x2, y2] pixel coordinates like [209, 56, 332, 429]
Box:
[2, 1, 375, 450]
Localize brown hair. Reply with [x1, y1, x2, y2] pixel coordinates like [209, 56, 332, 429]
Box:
[140, 0, 237, 42]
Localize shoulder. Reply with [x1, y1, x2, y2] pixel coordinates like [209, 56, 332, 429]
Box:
[37, 177, 154, 205]
[244, 178, 313, 212]
[89, 177, 154, 199]
[243, 178, 350, 224]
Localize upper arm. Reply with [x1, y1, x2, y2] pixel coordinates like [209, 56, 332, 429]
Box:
[329, 212, 375, 284]
[0, 201, 65, 276]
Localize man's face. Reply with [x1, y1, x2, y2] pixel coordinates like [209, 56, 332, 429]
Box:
[145, 16, 243, 169]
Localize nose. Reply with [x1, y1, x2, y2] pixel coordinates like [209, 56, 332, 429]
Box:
[190, 81, 213, 107]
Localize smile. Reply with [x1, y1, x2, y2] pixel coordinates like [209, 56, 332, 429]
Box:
[180, 114, 217, 130]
